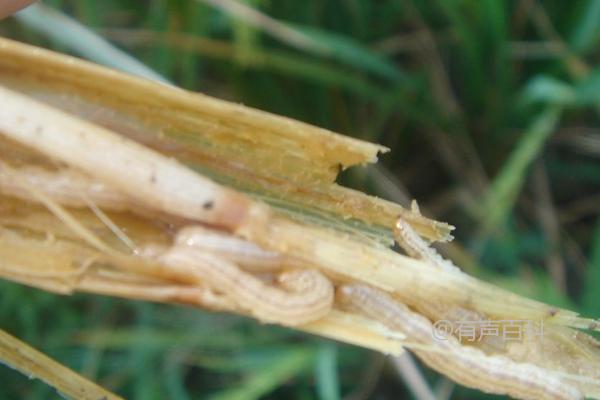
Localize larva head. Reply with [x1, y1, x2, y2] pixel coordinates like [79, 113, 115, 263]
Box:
[335, 284, 357, 307]
[138, 244, 169, 259]
[174, 225, 212, 247]
[393, 217, 406, 234]
[277, 269, 329, 293]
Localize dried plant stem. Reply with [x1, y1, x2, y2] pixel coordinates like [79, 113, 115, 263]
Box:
[337, 284, 582, 400]
[0, 36, 454, 244]
[0, 160, 131, 211]
[242, 215, 592, 328]
[0, 38, 599, 400]
[0, 85, 254, 230]
[0, 329, 123, 400]
[0, 214, 404, 356]
[0, 84, 595, 330]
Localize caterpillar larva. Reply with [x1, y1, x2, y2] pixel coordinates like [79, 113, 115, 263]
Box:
[337, 284, 582, 400]
[153, 244, 334, 326]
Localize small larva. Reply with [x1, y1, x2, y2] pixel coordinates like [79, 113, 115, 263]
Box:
[337, 284, 582, 400]
[153, 244, 334, 326]
[0, 160, 332, 326]
[175, 225, 285, 272]
[394, 216, 460, 273]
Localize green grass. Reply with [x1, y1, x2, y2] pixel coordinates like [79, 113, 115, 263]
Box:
[1, 0, 599, 398]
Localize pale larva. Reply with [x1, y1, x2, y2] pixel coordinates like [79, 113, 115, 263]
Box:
[394, 217, 461, 273]
[337, 284, 582, 400]
[154, 244, 334, 326]
[175, 225, 285, 272]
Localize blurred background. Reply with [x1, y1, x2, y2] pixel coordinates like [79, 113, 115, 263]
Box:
[0, 0, 599, 399]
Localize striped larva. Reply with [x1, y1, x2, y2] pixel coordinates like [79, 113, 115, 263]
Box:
[337, 284, 582, 400]
[1, 80, 595, 398]
[5, 84, 589, 333]
[393, 203, 460, 273]
[0, 156, 332, 325]
[393, 207, 513, 350]
[175, 225, 287, 272]
[152, 244, 334, 326]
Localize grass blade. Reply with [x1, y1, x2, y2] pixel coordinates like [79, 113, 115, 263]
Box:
[208, 347, 315, 400]
[0, 329, 123, 400]
[14, 3, 169, 84]
[315, 343, 340, 400]
[481, 107, 561, 231]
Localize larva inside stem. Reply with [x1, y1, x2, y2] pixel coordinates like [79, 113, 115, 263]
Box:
[0, 162, 332, 325]
[337, 284, 582, 400]
[0, 77, 597, 398]
[151, 245, 334, 326]
[174, 225, 287, 272]
[394, 214, 460, 274]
